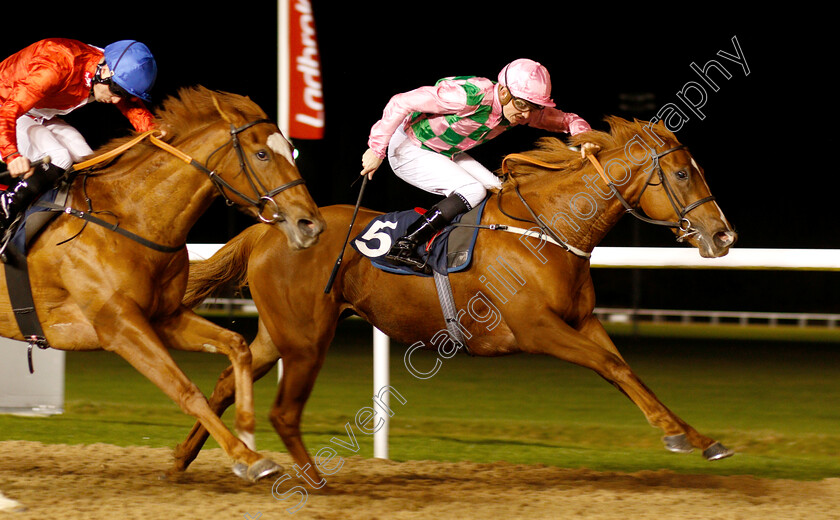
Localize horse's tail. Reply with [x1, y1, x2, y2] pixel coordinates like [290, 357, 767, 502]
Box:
[182, 225, 270, 309]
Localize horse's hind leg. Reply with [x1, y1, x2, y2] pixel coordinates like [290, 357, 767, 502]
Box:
[517, 312, 732, 460]
[171, 326, 279, 474]
[267, 339, 332, 487]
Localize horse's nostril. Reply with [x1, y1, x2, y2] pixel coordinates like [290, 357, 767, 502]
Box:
[298, 218, 317, 236]
[714, 230, 737, 248]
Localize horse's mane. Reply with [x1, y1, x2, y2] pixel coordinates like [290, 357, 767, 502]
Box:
[499, 116, 678, 180]
[91, 86, 267, 160]
[155, 85, 267, 137]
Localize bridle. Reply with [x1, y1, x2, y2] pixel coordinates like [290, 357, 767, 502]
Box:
[588, 145, 716, 242]
[35, 118, 306, 253]
[498, 144, 717, 254]
[191, 118, 306, 224]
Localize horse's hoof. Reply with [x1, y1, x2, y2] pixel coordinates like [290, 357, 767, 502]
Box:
[160, 467, 185, 482]
[663, 434, 694, 454]
[232, 459, 283, 482]
[248, 458, 283, 482]
[232, 462, 248, 480]
[703, 442, 734, 461]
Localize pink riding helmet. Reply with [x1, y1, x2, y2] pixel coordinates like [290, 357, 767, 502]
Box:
[498, 58, 556, 108]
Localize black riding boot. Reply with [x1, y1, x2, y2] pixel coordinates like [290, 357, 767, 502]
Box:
[385, 192, 471, 273]
[0, 163, 65, 236]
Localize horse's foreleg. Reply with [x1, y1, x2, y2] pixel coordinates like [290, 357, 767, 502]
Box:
[576, 317, 726, 452]
[518, 313, 732, 460]
[154, 308, 257, 451]
[171, 337, 278, 474]
[170, 366, 233, 474]
[172, 322, 329, 486]
[92, 300, 280, 481]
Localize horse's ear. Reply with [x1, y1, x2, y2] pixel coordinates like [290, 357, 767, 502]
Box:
[210, 91, 238, 125]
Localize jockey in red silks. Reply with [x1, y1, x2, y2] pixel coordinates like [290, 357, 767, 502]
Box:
[0, 38, 158, 234]
[360, 58, 600, 272]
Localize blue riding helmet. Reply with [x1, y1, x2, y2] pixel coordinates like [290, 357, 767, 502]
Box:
[103, 40, 157, 102]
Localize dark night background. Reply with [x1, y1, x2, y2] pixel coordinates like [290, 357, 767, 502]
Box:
[2, 4, 836, 316]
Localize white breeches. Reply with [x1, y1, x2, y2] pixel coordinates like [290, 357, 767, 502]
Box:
[15, 115, 93, 170]
[387, 127, 502, 208]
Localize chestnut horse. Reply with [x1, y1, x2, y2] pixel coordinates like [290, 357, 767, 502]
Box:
[0, 86, 325, 481]
[174, 117, 737, 482]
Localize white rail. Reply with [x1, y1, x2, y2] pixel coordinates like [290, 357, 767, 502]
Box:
[595, 308, 840, 328]
[588, 247, 840, 271]
[188, 245, 840, 271]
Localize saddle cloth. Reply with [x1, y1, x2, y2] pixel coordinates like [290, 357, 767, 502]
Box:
[351, 198, 487, 277]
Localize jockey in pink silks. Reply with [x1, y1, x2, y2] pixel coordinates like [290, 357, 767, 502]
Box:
[360, 58, 600, 272]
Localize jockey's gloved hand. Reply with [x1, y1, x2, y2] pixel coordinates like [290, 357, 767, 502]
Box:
[7, 155, 30, 177]
[580, 142, 601, 159]
[360, 148, 383, 180]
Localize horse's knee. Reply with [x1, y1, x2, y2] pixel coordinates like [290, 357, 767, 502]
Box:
[178, 383, 211, 416]
[269, 407, 300, 439]
[597, 356, 646, 400]
[605, 359, 634, 382]
[219, 331, 252, 367]
[594, 352, 633, 382]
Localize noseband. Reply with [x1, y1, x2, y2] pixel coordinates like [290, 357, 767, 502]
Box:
[201, 118, 305, 224]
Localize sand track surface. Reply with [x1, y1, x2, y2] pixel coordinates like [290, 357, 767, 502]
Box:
[0, 441, 837, 519]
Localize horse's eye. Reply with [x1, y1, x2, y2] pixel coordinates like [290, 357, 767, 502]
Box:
[256, 150, 269, 161]
[675, 169, 688, 180]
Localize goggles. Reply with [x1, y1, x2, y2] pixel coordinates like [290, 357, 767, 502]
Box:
[93, 63, 133, 99]
[511, 97, 543, 112]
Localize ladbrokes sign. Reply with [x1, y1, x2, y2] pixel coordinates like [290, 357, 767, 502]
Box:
[281, 0, 324, 139]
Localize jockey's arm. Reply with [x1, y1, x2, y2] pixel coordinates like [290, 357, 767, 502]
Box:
[115, 98, 156, 133]
[362, 82, 468, 177]
[529, 108, 600, 158]
[0, 67, 62, 176]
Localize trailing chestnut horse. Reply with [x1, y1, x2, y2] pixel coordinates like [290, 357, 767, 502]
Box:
[0, 86, 325, 481]
[175, 116, 737, 482]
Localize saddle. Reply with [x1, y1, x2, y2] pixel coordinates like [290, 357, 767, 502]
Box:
[352, 198, 487, 277]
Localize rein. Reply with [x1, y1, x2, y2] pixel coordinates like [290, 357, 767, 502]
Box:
[498, 154, 590, 258]
[500, 144, 716, 248]
[38, 119, 304, 252]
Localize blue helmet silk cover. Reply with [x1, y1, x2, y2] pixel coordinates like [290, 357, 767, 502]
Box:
[103, 40, 157, 102]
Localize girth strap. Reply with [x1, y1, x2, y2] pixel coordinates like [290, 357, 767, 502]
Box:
[2, 245, 49, 372]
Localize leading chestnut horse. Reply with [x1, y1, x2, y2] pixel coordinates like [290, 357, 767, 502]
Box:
[174, 116, 737, 482]
[0, 86, 324, 481]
